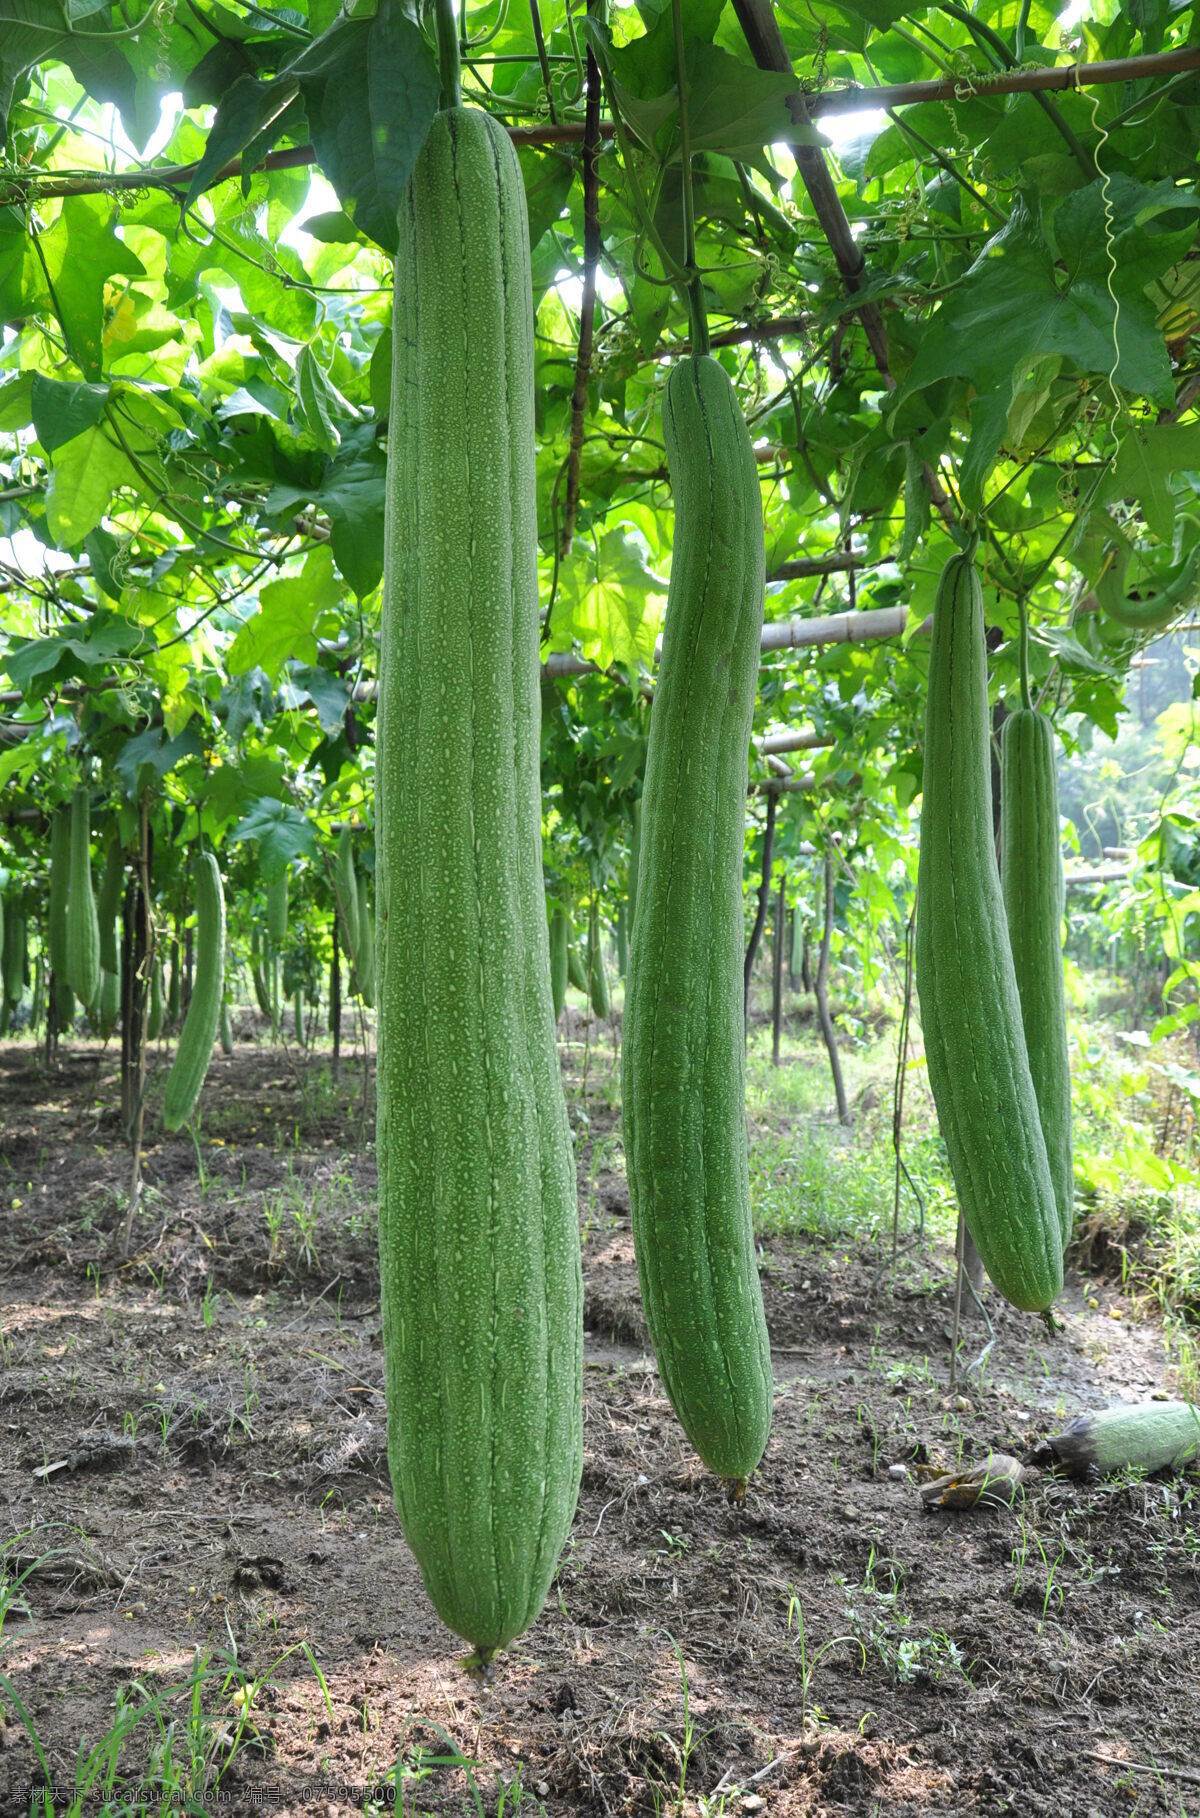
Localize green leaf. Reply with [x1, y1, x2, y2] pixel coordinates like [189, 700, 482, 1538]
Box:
[319, 448, 386, 598]
[1125, 0, 1169, 51]
[369, 327, 392, 420]
[301, 209, 361, 243]
[191, 220, 318, 342]
[304, 0, 440, 253]
[0, 206, 47, 325]
[610, 0, 723, 94]
[899, 441, 929, 560]
[296, 343, 353, 453]
[114, 725, 205, 798]
[0, 741, 40, 793]
[959, 382, 1013, 515]
[603, 70, 681, 149]
[684, 45, 821, 157]
[609, 0, 725, 97]
[231, 796, 318, 870]
[833, 0, 917, 30]
[36, 195, 145, 381]
[83, 527, 126, 601]
[218, 670, 273, 743]
[555, 529, 665, 668]
[30, 374, 109, 454]
[204, 754, 287, 831]
[1102, 424, 1200, 544]
[0, 1, 69, 144]
[58, 35, 139, 143]
[627, 238, 672, 356]
[225, 545, 342, 682]
[3, 617, 141, 691]
[517, 146, 576, 256]
[44, 422, 144, 547]
[184, 72, 300, 206]
[907, 193, 1174, 414]
[280, 664, 352, 734]
[1053, 173, 1200, 297]
[1039, 626, 1118, 677]
[286, 10, 370, 78]
[0, 371, 34, 431]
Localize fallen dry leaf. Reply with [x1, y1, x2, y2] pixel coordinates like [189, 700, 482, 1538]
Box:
[918, 1452, 1026, 1510]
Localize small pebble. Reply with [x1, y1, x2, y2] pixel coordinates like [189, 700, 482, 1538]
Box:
[889, 1463, 910, 1482]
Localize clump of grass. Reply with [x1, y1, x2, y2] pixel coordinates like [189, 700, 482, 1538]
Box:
[748, 1124, 894, 1242]
[742, 1023, 955, 1245]
[1066, 1012, 1200, 1381]
[0, 1551, 333, 1818]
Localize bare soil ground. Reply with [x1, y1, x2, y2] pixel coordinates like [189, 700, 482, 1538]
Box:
[0, 1037, 1198, 1817]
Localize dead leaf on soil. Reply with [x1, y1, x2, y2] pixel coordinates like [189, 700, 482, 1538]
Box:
[918, 1452, 1026, 1511]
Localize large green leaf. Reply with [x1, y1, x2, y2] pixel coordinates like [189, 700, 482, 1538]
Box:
[204, 754, 287, 831]
[919, 202, 1171, 394]
[225, 545, 343, 682]
[2, 613, 144, 692]
[31, 374, 109, 453]
[1101, 424, 1200, 543]
[905, 194, 1175, 503]
[610, 0, 726, 97]
[231, 796, 318, 869]
[684, 45, 816, 157]
[1053, 173, 1200, 296]
[0, 207, 48, 323]
[0, 0, 68, 143]
[37, 196, 145, 380]
[217, 670, 274, 743]
[303, 0, 440, 253]
[280, 664, 353, 734]
[184, 72, 300, 206]
[265, 443, 387, 598]
[296, 344, 356, 453]
[114, 724, 205, 797]
[554, 529, 665, 668]
[44, 421, 145, 546]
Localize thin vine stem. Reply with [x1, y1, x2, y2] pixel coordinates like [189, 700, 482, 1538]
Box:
[436, 0, 462, 108]
[460, 0, 511, 51]
[671, 0, 709, 353]
[883, 108, 1009, 226]
[528, 0, 558, 124]
[937, 1, 1093, 177]
[1017, 592, 1032, 711]
[591, 39, 687, 286]
[54, 0, 162, 38]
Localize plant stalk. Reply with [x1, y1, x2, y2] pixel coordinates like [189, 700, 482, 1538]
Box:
[436, 0, 462, 108]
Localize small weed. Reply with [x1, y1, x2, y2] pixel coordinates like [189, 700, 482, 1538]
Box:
[658, 1531, 691, 1561]
[1011, 1518, 1069, 1631]
[784, 1585, 865, 1728]
[837, 1548, 967, 1686]
[0, 1632, 332, 1816]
